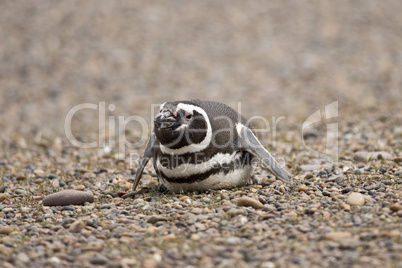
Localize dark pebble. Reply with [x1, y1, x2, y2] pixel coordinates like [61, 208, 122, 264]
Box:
[103, 191, 117, 198]
[100, 204, 111, 209]
[89, 256, 108, 265]
[335, 177, 344, 185]
[322, 191, 331, 197]
[258, 196, 267, 204]
[341, 187, 353, 194]
[64, 256, 75, 263]
[379, 168, 387, 174]
[147, 216, 168, 224]
[42, 190, 94, 206]
[48, 174, 58, 180]
[59, 181, 66, 187]
[356, 163, 365, 168]
[50, 207, 59, 213]
[0, 186, 7, 193]
[175, 222, 186, 228]
[62, 206, 75, 211]
[87, 218, 98, 228]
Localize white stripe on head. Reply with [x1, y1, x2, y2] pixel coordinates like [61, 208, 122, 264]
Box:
[157, 152, 240, 178]
[160, 102, 166, 110]
[236, 123, 244, 136]
[160, 103, 212, 155]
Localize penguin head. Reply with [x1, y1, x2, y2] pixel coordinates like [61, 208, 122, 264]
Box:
[154, 101, 211, 149]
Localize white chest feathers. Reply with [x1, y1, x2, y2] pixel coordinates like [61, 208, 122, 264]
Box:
[156, 151, 254, 192]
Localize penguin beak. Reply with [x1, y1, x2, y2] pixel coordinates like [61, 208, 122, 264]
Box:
[154, 111, 177, 129]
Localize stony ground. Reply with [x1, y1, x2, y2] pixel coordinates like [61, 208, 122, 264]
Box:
[1, 109, 401, 268]
[1, 1, 402, 268]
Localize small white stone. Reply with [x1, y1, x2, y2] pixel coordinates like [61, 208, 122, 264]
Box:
[347, 193, 365, 206]
[49, 256, 60, 264]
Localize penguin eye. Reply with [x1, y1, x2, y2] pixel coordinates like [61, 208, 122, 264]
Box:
[185, 112, 192, 120]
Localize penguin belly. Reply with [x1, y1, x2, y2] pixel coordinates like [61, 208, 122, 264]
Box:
[155, 151, 254, 192]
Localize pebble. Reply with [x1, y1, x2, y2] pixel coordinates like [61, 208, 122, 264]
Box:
[48, 256, 61, 264]
[283, 211, 298, 220]
[124, 182, 133, 191]
[15, 189, 27, 195]
[353, 151, 371, 162]
[0, 193, 10, 202]
[341, 187, 353, 194]
[147, 216, 168, 224]
[2, 208, 14, 213]
[48, 174, 58, 180]
[74, 185, 86, 191]
[390, 203, 402, 212]
[191, 208, 203, 215]
[278, 185, 287, 193]
[0, 226, 14, 235]
[370, 151, 392, 161]
[33, 169, 45, 177]
[89, 254, 108, 265]
[347, 193, 365, 206]
[62, 206, 75, 211]
[0, 186, 7, 193]
[69, 220, 85, 233]
[16, 173, 26, 181]
[340, 203, 351, 211]
[393, 157, 402, 164]
[237, 196, 264, 209]
[300, 164, 321, 171]
[322, 211, 330, 219]
[42, 190, 94, 206]
[304, 173, 314, 180]
[335, 177, 344, 185]
[353, 215, 362, 225]
[352, 151, 392, 162]
[16, 252, 30, 263]
[50, 207, 59, 213]
[325, 231, 352, 241]
[226, 208, 244, 217]
[322, 191, 331, 197]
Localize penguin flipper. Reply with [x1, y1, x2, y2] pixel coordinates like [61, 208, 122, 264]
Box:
[238, 124, 293, 184]
[122, 133, 156, 199]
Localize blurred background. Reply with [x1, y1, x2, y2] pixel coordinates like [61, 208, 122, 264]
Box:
[0, 0, 401, 144]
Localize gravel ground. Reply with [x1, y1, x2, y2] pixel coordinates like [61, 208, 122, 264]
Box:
[1, 1, 402, 268]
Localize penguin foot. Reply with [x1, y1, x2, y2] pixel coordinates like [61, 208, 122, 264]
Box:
[158, 184, 168, 193]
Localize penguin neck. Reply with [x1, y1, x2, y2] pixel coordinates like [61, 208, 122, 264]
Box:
[159, 104, 212, 155]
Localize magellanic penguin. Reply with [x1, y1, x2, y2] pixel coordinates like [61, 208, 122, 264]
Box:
[123, 100, 292, 198]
